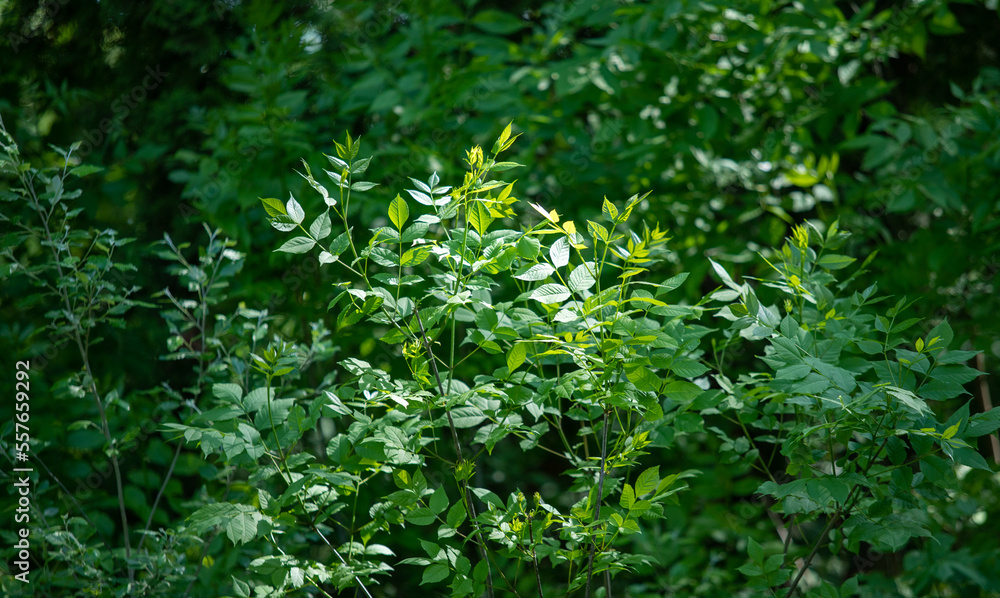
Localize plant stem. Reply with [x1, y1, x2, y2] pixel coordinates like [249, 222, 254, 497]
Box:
[415, 311, 495, 598]
[584, 408, 610, 598]
[786, 511, 840, 595]
[20, 151, 134, 582]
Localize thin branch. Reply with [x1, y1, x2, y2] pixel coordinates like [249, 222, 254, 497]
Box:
[975, 352, 999, 464]
[584, 408, 610, 598]
[415, 310, 495, 598]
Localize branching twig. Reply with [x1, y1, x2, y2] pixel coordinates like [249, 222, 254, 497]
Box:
[416, 310, 495, 598]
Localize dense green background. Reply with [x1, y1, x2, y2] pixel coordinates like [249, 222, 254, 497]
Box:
[2, 0, 998, 595]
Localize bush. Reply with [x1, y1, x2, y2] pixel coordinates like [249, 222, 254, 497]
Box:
[2, 120, 996, 596]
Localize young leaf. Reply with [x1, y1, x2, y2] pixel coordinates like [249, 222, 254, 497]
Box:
[491, 161, 524, 172]
[493, 121, 512, 154]
[529, 201, 559, 223]
[260, 197, 287, 217]
[602, 197, 619, 222]
[620, 484, 636, 509]
[469, 200, 493, 234]
[817, 253, 856, 270]
[507, 343, 526, 372]
[587, 220, 609, 242]
[389, 194, 409, 230]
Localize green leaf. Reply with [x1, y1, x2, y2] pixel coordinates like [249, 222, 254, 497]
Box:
[587, 220, 609, 242]
[69, 165, 104, 177]
[663, 381, 702, 403]
[929, 364, 982, 385]
[856, 340, 883, 354]
[472, 9, 528, 34]
[269, 214, 298, 232]
[357, 438, 387, 461]
[951, 446, 991, 471]
[530, 283, 570, 304]
[568, 265, 596, 292]
[389, 195, 409, 230]
[468, 200, 493, 234]
[351, 156, 372, 175]
[326, 435, 351, 464]
[213, 383, 243, 404]
[927, 320, 954, 350]
[968, 410, 1000, 437]
[429, 486, 449, 515]
[635, 466, 660, 497]
[450, 406, 486, 428]
[187, 503, 231, 534]
[351, 181, 379, 192]
[260, 197, 287, 217]
[401, 246, 433, 267]
[507, 343, 526, 372]
[369, 247, 399, 267]
[309, 211, 332, 240]
[670, 359, 709, 378]
[885, 386, 931, 417]
[493, 122, 512, 153]
[656, 272, 689, 296]
[708, 258, 740, 291]
[517, 236, 540, 259]
[934, 350, 980, 365]
[232, 576, 251, 598]
[402, 222, 430, 243]
[224, 505, 268, 546]
[285, 194, 304, 224]
[848, 513, 931, 552]
[549, 236, 570, 268]
[421, 562, 450, 584]
[446, 502, 467, 528]
[817, 254, 856, 270]
[406, 507, 436, 526]
[891, 317, 922, 333]
[620, 484, 636, 509]
[626, 366, 660, 392]
[747, 537, 764, 564]
[491, 161, 524, 172]
[514, 263, 555, 281]
[602, 197, 619, 222]
[329, 232, 350, 257]
[275, 236, 316, 254]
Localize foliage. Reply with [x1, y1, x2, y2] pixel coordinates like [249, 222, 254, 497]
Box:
[0, 116, 192, 595]
[155, 128, 995, 596]
[1, 0, 999, 595]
